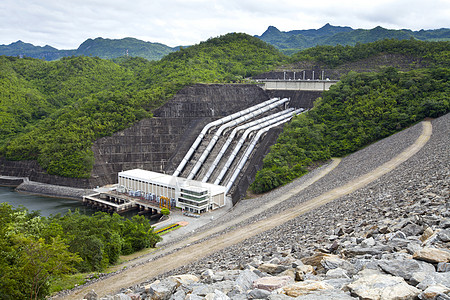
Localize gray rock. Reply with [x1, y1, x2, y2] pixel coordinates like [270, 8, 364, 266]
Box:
[112, 294, 131, 300]
[84, 290, 98, 300]
[440, 220, 450, 229]
[205, 289, 230, 300]
[247, 288, 271, 299]
[235, 269, 260, 291]
[258, 263, 289, 275]
[418, 285, 450, 300]
[438, 229, 450, 242]
[437, 263, 450, 273]
[387, 237, 413, 250]
[343, 246, 384, 257]
[325, 268, 350, 279]
[201, 270, 216, 284]
[267, 294, 292, 300]
[390, 218, 413, 232]
[187, 283, 212, 297]
[321, 255, 356, 275]
[147, 278, 178, 300]
[378, 258, 435, 281]
[169, 289, 186, 300]
[417, 272, 450, 290]
[389, 231, 408, 240]
[402, 223, 424, 237]
[211, 280, 242, 296]
[350, 258, 380, 273]
[323, 278, 353, 289]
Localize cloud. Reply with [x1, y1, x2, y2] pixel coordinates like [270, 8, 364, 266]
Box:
[0, 0, 449, 49]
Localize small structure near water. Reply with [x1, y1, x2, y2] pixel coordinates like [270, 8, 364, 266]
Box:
[83, 168, 227, 215]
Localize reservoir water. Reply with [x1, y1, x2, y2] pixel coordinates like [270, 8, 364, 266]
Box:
[0, 186, 96, 216]
[0, 186, 160, 224]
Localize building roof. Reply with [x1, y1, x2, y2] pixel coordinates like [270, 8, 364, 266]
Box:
[118, 169, 226, 196]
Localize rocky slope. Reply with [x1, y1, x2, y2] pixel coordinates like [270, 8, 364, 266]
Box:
[82, 113, 449, 299]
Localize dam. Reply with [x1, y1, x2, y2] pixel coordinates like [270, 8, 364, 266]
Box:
[1, 79, 330, 204]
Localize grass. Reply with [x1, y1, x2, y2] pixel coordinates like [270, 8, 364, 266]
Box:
[49, 273, 91, 295]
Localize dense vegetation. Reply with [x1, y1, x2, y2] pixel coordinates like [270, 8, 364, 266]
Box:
[256, 24, 450, 53]
[0, 38, 177, 61]
[290, 38, 450, 68]
[0, 33, 285, 178]
[0, 203, 160, 299]
[250, 65, 449, 193]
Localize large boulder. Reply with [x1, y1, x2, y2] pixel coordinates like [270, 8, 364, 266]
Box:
[417, 272, 450, 290]
[204, 289, 230, 300]
[169, 274, 200, 287]
[83, 290, 98, 300]
[235, 269, 260, 291]
[252, 276, 294, 291]
[413, 248, 450, 264]
[347, 271, 420, 300]
[145, 278, 177, 300]
[280, 280, 334, 297]
[258, 263, 289, 275]
[378, 258, 436, 281]
[418, 285, 450, 300]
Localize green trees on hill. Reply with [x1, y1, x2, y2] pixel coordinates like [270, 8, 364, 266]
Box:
[0, 203, 161, 299]
[1, 36, 448, 180]
[250, 66, 449, 193]
[290, 38, 450, 68]
[0, 33, 285, 178]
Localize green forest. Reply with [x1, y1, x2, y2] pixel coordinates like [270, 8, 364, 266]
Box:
[0, 33, 284, 178]
[0, 203, 160, 299]
[250, 40, 449, 193]
[2, 36, 448, 181]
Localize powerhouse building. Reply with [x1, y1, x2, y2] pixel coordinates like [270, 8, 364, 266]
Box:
[118, 169, 226, 214]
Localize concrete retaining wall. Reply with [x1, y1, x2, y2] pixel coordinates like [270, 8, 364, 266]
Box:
[1, 84, 323, 201]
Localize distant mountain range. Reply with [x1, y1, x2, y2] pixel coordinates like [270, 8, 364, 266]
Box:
[255, 24, 450, 52]
[0, 37, 178, 61]
[1, 24, 449, 60]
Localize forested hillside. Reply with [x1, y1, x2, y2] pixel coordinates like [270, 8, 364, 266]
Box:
[0, 33, 285, 178]
[250, 40, 449, 193]
[0, 37, 177, 61]
[1, 36, 448, 185]
[256, 24, 450, 54]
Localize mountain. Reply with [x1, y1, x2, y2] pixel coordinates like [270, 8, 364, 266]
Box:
[0, 40, 74, 60]
[75, 37, 177, 61]
[0, 37, 177, 61]
[256, 24, 450, 51]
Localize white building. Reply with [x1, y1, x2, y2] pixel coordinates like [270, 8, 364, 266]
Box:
[117, 169, 226, 214]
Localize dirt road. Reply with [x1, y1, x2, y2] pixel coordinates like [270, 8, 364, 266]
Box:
[60, 121, 432, 299]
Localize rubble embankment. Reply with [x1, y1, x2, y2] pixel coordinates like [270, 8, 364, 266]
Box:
[79, 114, 449, 300]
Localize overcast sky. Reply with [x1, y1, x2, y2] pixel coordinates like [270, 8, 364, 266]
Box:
[1, 0, 449, 49]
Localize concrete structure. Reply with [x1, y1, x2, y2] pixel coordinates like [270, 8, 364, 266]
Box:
[258, 79, 338, 91]
[118, 169, 226, 214]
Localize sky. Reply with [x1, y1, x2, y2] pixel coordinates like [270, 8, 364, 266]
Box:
[1, 0, 449, 49]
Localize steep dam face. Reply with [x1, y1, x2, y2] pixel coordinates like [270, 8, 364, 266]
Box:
[1, 84, 322, 197]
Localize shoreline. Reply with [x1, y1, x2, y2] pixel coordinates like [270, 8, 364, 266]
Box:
[11, 180, 95, 201]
